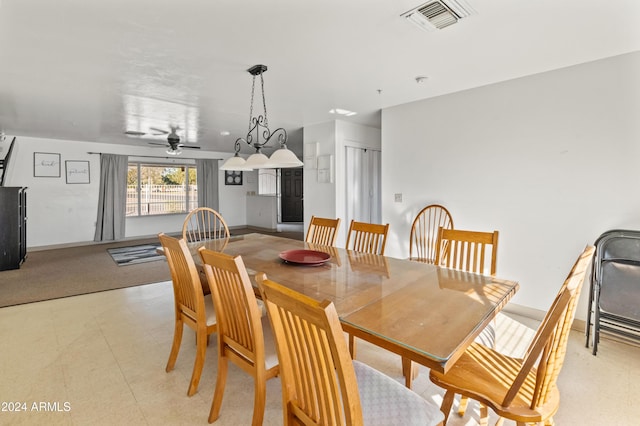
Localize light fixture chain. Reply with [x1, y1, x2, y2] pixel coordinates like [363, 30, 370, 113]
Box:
[249, 75, 256, 132]
[260, 73, 269, 128]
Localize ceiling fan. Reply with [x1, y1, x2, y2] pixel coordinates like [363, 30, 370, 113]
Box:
[146, 126, 201, 155]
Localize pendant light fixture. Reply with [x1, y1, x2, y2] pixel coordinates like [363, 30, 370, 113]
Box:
[220, 64, 303, 171]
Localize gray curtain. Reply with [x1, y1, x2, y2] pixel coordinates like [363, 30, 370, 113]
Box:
[94, 154, 128, 241]
[196, 159, 219, 210]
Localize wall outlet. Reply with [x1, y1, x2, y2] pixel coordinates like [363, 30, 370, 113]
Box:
[394, 193, 402, 203]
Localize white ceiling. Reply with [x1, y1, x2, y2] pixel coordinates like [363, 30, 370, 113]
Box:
[0, 0, 638, 155]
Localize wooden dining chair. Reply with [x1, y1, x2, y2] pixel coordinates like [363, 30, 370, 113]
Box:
[158, 233, 217, 397]
[305, 215, 341, 246]
[425, 227, 500, 408]
[430, 245, 594, 426]
[182, 207, 230, 243]
[256, 273, 445, 426]
[435, 227, 499, 276]
[409, 204, 454, 264]
[345, 219, 390, 357]
[346, 220, 389, 255]
[199, 248, 279, 425]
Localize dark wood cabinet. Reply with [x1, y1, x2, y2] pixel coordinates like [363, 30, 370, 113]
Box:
[0, 187, 27, 271]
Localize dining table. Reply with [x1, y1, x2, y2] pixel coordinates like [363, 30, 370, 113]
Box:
[186, 233, 519, 375]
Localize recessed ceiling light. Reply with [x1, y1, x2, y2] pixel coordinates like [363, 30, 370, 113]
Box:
[329, 108, 357, 117]
[220, 131, 230, 136]
[415, 76, 428, 84]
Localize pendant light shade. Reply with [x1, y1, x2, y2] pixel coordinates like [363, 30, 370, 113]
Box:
[269, 146, 304, 168]
[220, 153, 252, 171]
[244, 151, 271, 169]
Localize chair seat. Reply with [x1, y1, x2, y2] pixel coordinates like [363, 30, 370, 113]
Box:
[429, 342, 559, 422]
[204, 296, 217, 327]
[474, 321, 496, 348]
[261, 315, 279, 370]
[354, 360, 444, 426]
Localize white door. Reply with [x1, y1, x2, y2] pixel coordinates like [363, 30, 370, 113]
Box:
[345, 146, 381, 227]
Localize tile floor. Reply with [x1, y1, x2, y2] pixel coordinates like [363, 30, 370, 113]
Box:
[0, 281, 639, 425]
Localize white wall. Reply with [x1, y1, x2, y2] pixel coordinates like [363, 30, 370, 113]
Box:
[303, 120, 381, 247]
[3, 136, 251, 247]
[382, 51, 640, 319]
[303, 121, 337, 236]
[246, 195, 278, 230]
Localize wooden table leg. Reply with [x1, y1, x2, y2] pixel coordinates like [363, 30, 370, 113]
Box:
[401, 356, 419, 389]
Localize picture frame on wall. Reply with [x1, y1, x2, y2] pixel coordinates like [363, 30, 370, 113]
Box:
[33, 152, 61, 177]
[225, 170, 243, 185]
[65, 160, 90, 184]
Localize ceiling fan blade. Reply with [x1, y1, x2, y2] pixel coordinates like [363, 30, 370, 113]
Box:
[147, 142, 167, 146]
[180, 145, 201, 150]
[149, 127, 169, 135]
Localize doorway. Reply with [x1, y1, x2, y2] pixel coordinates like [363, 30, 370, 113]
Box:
[280, 168, 303, 222]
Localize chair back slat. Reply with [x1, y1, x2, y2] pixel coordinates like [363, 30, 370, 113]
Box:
[436, 228, 499, 275]
[346, 220, 389, 255]
[257, 274, 363, 426]
[182, 207, 230, 243]
[502, 245, 594, 408]
[306, 216, 341, 246]
[410, 204, 454, 264]
[158, 233, 206, 324]
[199, 249, 264, 362]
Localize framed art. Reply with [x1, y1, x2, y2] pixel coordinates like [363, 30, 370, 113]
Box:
[225, 170, 243, 185]
[65, 160, 90, 184]
[33, 152, 61, 177]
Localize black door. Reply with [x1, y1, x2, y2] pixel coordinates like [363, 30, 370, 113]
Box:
[281, 169, 303, 222]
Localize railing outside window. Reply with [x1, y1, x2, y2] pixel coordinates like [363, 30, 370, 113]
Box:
[127, 163, 197, 216]
[126, 184, 197, 215]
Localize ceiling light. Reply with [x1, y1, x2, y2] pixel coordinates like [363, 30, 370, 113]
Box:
[220, 64, 303, 171]
[329, 108, 357, 117]
[220, 130, 230, 136]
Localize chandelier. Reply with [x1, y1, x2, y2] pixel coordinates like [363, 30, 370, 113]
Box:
[220, 64, 303, 171]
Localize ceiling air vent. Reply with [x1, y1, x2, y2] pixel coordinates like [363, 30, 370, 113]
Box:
[402, 0, 477, 31]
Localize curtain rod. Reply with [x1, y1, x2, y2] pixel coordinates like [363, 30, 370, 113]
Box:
[87, 152, 223, 161]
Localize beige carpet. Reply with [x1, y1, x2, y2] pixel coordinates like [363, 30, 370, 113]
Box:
[0, 237, 172, 308]
[0, 228, 303, 308]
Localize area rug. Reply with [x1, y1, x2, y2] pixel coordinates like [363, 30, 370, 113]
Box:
[0, 237, 172, 308]
[107, 244, 165, 266]
[0, 230, 301, 308]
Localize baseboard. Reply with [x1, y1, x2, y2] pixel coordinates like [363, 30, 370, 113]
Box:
[503, 302, 586, 332]
[28, 233, 180, 252]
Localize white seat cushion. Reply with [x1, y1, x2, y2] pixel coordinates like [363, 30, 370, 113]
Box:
[260, 315, 280, 370]
[204, 296, 217, 326]
[474, 321, 496, 348]
[353, 360, 444, 426]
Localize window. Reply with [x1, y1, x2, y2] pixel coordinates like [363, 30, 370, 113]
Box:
[127, 163, 197, 216]
[258, 169, 278, 195]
